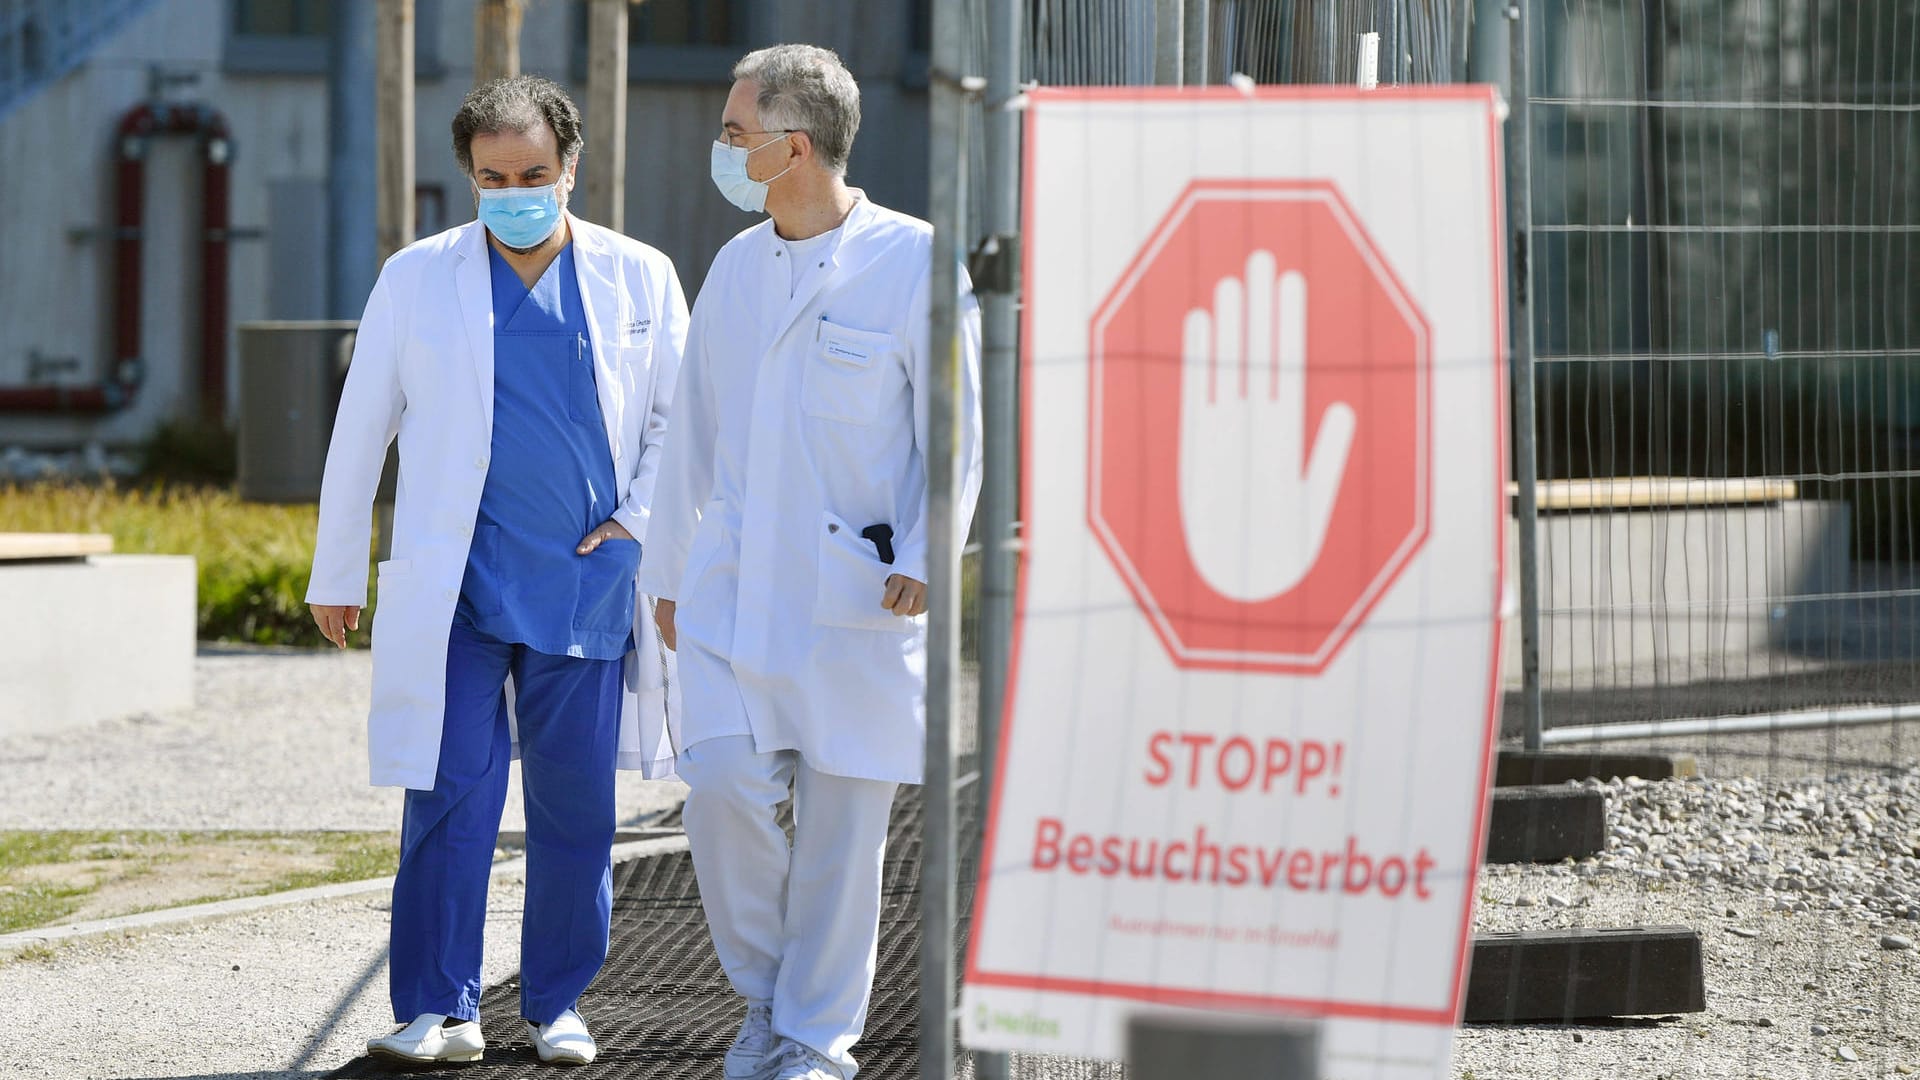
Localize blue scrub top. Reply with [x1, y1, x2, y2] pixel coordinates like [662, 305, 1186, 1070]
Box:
[455, 242, 638, 660]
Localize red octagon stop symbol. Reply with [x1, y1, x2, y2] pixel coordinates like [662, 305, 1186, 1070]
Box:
[1088, 179, 1432, 674]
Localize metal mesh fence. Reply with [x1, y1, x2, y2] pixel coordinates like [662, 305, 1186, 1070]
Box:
[1507, 27, 1919, 1075]
[1018, 0, 1471, 86]
[1207, 0, 1469, 84]
[957, 4, 1917, 1079]
[960, 6, 1468, 1079]
[1522, 0, 1920, 747]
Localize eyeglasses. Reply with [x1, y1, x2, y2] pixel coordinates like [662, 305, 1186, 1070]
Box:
[720, 128, 800, 150]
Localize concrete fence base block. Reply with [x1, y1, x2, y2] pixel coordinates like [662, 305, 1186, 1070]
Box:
[1496, 749, 1698, 787]
[1501, 498, 1851, 688]
[1486, 785, 1608, 863]
[1465, 926, 1707, 1023]
[1128, 1013, 1322, 1080]
[0, 554, 195, 737]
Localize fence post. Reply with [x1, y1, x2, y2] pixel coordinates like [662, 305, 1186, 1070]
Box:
[1505, 0, 1545, 750]
[1373, 0, 1398, 84]
[924, 0, 970, 1075]
[1183, 0, 1211, 85]
[1156, 0, 1184, 85]
[972, 0, 1023, 1073]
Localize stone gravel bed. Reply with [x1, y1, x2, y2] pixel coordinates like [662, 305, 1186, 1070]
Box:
[1456, 763, 1920, 1080]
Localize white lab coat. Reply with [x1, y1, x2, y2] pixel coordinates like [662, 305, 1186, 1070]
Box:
[637, 198, 983, 785]
[307, 216, 689, 790]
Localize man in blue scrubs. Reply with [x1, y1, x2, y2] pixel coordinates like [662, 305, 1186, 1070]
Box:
[309, 75, 686, 1067]
[384, 184, 636, 1063]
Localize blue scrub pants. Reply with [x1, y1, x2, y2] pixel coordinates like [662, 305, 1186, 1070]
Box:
[388, 620, 622, 1026]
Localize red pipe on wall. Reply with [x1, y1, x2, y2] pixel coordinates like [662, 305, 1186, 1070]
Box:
[0, 101, 233, 416]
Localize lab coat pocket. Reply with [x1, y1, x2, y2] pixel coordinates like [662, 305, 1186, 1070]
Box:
[814, 511, 913, 634]
[614, 340, 660, 420]
[373, 559, 411, 604]
[613, 341, 653, 369]
[803, 321, 895, 425]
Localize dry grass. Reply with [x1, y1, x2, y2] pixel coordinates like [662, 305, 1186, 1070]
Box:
[0, 482, 371, 646]
[0, 830, 403, 934]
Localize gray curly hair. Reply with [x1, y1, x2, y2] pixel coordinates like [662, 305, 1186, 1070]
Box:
[731, 45, 861, 176]
[451, 75, 584, 175]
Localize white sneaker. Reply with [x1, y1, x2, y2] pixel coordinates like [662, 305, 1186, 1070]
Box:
[531, 1008, 597, 1066]
[366, 1013, 485, 1064]
[725, 1001, 780, 1079]
[771, 1040, 847, 1080]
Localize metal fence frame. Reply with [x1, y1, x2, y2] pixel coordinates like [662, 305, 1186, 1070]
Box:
[924, 4, 1480, 1077]
[1510, 0, 1920, 747]
[927, 4, 1920, 1075]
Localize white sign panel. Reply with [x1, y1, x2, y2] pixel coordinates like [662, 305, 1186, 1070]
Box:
[963, 87, 1509, 1079]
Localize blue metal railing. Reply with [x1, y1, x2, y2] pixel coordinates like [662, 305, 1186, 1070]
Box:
[0, 0, 158, 124]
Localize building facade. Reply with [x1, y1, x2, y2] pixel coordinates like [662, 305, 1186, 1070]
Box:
[0, 0, 933, 449]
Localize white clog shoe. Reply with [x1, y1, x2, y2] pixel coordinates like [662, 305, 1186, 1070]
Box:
[366, 1012, 485, 1064]
[531, 1007, 597, 1066]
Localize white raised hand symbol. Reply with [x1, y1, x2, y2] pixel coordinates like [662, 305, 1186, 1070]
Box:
[1179, 250, 1356, 601]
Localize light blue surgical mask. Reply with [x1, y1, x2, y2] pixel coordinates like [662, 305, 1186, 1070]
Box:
[474, 180, 565, 249]
[710, 135, 795, 213]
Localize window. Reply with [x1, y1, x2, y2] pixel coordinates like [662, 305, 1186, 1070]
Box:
[909, 0, 932, 55]
[233, 0, 328, 36]
[226, 0, 443, 77]
[576, 0, 756, 84]
[631, 0, 739, 48]
[898, 0, 934, 88]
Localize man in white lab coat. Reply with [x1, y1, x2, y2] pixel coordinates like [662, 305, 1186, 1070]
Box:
[639, 44, 982, 1080]
[306, 76, 686, 1066]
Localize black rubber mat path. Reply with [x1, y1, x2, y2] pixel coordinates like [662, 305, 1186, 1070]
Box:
[326, 786, 971, 1079]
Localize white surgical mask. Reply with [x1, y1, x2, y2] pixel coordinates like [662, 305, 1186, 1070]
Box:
[710, 134, 795, 213]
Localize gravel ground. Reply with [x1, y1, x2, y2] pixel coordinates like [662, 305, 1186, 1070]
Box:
[0, 644, 686, 1078]
[1456, 751, 1920, 1080]
[0, 646, 688, 832]
[0, 868, 531, 1078]
[7, 649, 1920, 1078]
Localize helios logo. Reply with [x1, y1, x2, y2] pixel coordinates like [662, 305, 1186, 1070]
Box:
[974, 1003, 1061, 1040]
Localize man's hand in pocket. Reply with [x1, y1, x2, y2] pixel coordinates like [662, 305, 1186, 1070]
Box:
[654, 598, 677, 651]
[881, 575, 926, 617]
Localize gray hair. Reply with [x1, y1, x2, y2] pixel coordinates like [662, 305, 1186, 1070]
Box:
[451, 75, 584, 175]
[731, 45, 861, 176]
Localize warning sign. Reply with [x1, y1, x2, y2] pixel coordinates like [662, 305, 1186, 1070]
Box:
[963, 87, 1509, 1079]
